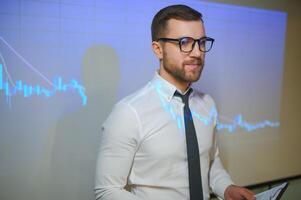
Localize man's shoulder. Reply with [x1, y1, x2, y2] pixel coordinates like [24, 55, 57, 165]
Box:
[116, 82, 155, 109]
[103, 84, 151, 125]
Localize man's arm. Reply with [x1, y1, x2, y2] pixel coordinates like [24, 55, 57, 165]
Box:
[209, 124, 255, 200]
[94, 102, 142, 200]
[208, 140, 234, 199]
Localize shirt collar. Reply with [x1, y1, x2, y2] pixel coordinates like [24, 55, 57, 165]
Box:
[151, 71, 194, 102]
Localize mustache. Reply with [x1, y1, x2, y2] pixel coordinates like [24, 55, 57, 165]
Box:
[183, 59, 203, 65]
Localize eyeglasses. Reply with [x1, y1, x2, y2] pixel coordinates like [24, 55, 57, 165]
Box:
[157, 36, 215, 53]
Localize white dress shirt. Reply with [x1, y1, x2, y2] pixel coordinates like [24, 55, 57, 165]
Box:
[95, 72, 233, 200]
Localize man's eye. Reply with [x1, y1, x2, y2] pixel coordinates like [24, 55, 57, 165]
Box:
[199, 40, 206, 47]
[180, 38, 191, 46]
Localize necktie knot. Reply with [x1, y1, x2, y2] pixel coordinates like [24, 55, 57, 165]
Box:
[174, 88, 193, 106]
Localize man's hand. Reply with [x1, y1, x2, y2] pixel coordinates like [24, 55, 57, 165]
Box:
[224, 184, 256, 200]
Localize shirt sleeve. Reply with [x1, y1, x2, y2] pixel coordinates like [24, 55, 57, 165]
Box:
[208, 119, 234, 199]
[203, 94, 233, 199]
[94, 102, 142, 200]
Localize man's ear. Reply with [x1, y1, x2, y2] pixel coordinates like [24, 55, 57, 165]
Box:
[152, 41, 163, 59]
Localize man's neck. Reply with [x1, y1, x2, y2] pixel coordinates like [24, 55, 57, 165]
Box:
[158, 68, 190, 93]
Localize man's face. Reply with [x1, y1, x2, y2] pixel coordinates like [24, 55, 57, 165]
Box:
[160, 19, 206, 85]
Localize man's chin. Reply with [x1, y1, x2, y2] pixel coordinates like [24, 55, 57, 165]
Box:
[185, 72, 202, 82]
[189, 77, 201, 83]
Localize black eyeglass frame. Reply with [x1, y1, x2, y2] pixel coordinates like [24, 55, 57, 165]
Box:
[157, 36, 215, 53]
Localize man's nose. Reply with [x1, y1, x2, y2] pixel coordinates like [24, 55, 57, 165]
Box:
[190, 42, 203, 57]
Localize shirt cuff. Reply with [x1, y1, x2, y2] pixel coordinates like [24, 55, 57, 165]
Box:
[214, 178, 234, 199]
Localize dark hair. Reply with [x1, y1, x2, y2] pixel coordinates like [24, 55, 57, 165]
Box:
[151, 5, 203, 41]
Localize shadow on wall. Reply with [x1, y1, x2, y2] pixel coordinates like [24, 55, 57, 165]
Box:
[36, 45, 120, 200]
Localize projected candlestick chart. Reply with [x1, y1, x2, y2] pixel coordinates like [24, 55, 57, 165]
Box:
[0, 33, 280, 133]
[0, 36, 87, 106]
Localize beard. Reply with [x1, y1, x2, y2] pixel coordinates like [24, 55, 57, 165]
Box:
[162, 54, 204, 84]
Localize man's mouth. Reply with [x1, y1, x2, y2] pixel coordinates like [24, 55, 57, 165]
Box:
[184, 64, 201, 71]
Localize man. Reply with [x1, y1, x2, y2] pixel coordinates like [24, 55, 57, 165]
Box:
[95, 4, 256, 200]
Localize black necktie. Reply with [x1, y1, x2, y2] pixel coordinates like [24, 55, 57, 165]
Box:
[175, 89, 203, 200]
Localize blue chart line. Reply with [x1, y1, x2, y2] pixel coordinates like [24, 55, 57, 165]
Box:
[154, 81, 280, 133]
[0, 64, 87, 106]
[216, 115, 280, 132]
[0, 36, 87, 106]
[193, 110, 279, 133]
[0, 63, 2, 90]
